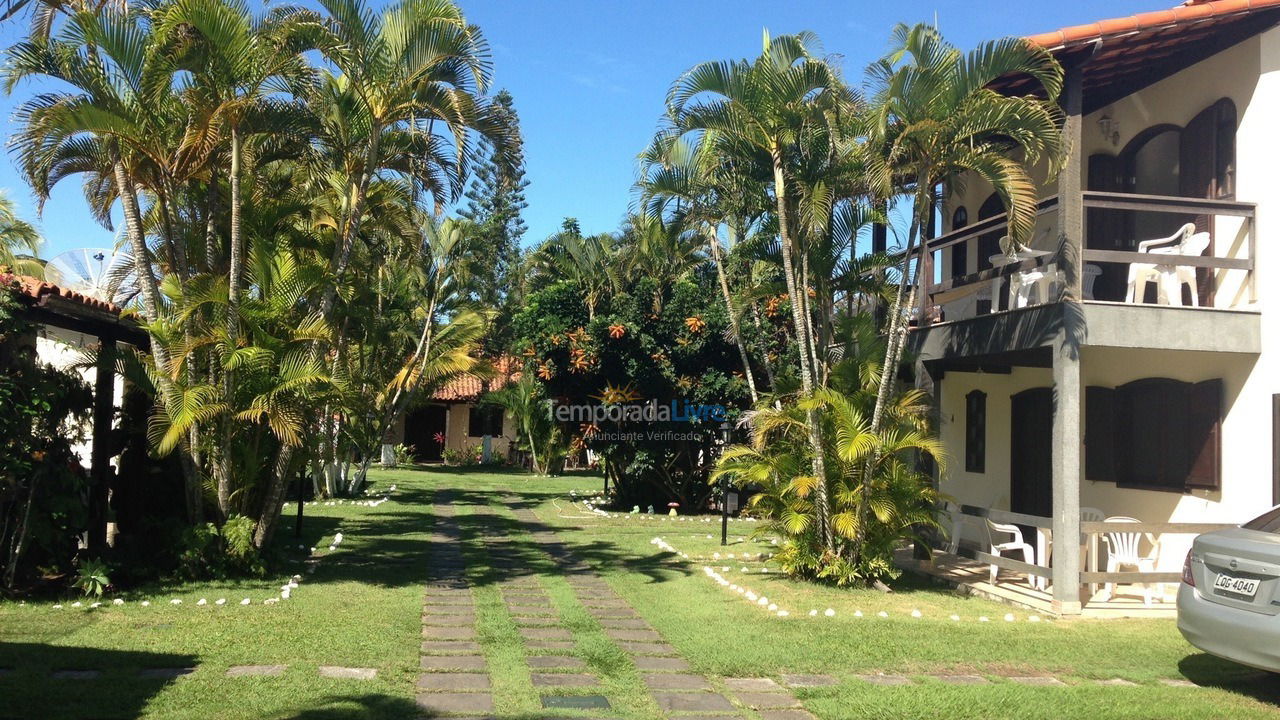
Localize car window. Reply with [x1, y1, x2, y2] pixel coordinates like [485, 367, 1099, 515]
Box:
[1244, 506, 1280, 533]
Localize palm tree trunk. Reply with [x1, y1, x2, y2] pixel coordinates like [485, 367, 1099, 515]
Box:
[319, 127, 383, 320]
[856, 186, 929, 563]
[113, 157, 203, 525]
[770, 151, 832, 553]
[219, 127, 244, 516]
[706, 228, 758, 404]
[204, 178, 219, 272]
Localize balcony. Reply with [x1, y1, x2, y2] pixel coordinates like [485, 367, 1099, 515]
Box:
[909, 192, 1260, 359]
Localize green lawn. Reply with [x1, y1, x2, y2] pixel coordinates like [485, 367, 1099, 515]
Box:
[1, 466, 1277, 719]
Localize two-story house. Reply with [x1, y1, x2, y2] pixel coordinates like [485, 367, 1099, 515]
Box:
[906, 0, 1280, 615]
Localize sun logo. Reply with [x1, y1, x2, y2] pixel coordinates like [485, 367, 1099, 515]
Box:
[591, 382, 642, 406]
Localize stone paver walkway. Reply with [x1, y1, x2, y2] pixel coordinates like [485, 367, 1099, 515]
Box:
[416, 499, 494, 716]
[503, 501, 798, 720]
[403, 489, 1200, 719]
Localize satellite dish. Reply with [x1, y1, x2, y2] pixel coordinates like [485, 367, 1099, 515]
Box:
[42, 247, 140, 307]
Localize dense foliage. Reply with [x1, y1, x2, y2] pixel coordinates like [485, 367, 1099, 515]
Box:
[0, 290, 92, 589]
[1, 0, 515, 566]
[513, 250, 753, 508]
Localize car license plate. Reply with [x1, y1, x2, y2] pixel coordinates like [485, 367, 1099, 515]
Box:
[1214, 573, 1259, 598]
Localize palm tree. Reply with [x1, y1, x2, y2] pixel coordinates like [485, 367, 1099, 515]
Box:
[0, 192, 42, 277]
[297, 0, 494, 319]
[6, 6, 209, 521]
[617, 212, 703, 313]
[712, 314, 943, 586]
[532, 221, 620, 321]
[636, 136, 769, 402]
[859, 25, 1064, 551]
[154, 0, 311, 514]
[665, 31, 859, 552]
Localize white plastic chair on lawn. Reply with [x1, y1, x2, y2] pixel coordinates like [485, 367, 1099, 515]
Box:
[1126, 223, 1211, 306]
[985, 519, 1036, 587]
[1100, 516, 1163, 606]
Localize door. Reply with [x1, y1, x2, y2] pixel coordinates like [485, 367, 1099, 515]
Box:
[1010, 387, 1053, 557]
[1086, 153, 1127, 301]
[1179, 99, 1236, 306]
[976, 193, 1004, 312]
[405, 404, 448, 461]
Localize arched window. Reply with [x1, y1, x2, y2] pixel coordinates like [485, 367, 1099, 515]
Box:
[950, 206, 968, 279]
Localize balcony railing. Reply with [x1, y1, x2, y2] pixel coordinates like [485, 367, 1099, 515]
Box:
[913, 192, 1257, 325]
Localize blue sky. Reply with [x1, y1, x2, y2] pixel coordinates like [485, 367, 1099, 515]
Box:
[0, 0, 1162, 259]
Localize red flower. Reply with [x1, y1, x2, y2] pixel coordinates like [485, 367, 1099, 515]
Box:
[433, 432, 445, 445]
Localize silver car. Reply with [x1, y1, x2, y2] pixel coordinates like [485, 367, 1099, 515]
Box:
[1178, 506, 1280, 672]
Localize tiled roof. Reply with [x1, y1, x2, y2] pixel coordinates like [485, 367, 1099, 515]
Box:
[1026, 0, 1280, 49]
[431, 356, 522, 402]
[1, 272, 123, 314]
[993, 0, 1280, 114]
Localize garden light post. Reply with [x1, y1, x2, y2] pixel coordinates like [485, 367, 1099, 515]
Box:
[295, 469, 305, 538]
[719, 421, 731, 546]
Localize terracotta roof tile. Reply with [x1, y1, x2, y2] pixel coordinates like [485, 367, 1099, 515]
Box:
[1, 272, 122, 314]
[431, 356, 522, 402]
[1026, 0, 1280, 49]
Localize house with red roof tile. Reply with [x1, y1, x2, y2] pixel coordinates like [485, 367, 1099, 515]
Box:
[902, 0, 1280, 615]
[381, 356, 521, 464]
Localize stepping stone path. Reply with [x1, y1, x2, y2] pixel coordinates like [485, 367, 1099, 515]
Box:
[503, 501, 775, 720]
[226, 665, 285, 677]
[412, 492, 1149, 718]
[318, 666, 376, 680]
[416, 499, 494, 716]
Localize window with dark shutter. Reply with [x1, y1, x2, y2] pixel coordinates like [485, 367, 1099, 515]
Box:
[1185, 379, 1222, 490]
[1086, 378, 1222, 492]
[468, 405, 503, 438]
[965, 390, 986, 473]
[1085, 386, 1116, 482]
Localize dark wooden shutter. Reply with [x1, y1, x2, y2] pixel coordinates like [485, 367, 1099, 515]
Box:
[1185, 379, 1222, 490]
[467, 406, 485, 437]
[488, 407, 504, 437]
[1117, 378, 1190, 491]
[976, 193, 1003, 272]
[1181, 99, 1236, 306]
[950, 207, 968, 279]
[1086, 153, 1127, 301]
[1084, 386, 1116, 482]
[965, 390, 986, 473]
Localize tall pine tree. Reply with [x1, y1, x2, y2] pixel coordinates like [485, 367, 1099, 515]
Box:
[460, 89, 529, 354]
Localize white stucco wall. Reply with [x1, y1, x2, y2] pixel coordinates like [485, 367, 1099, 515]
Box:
[34, 325, 124, 470]
[935, 26, 1280, 575]
[939, 345, 1265, 573]
[942, 28, 1279, 310]
[444, 403, 514, 457]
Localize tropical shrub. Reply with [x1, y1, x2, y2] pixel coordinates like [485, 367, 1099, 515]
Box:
[443, 445, 483, 467]
[512, 271, 752, 508]
[487, 373, 566, 475]
[392, 444, 418, 467]
[72, 559, 111, 598]
[712, 317, 945, 586]
[176, 515, 264, 580]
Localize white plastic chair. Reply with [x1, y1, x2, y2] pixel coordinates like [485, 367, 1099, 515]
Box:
[985, 519, 1036, 586]
[1081, 507, 1106, 596]
[1082, 264, 1102, 300]
[1126, 223, 1211, 306]
[1100, 516, 1162, 605]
